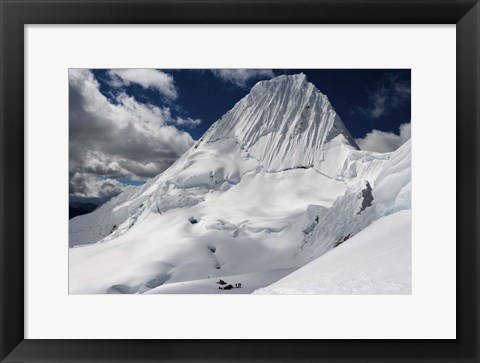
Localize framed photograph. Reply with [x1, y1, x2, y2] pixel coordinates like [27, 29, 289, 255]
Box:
[1, 0, 479, 362]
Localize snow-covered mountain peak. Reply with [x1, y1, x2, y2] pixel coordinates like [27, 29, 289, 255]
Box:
[69, 72, 411, 294]
[201, 74, 358, 171]
[251, 72, 308, 90]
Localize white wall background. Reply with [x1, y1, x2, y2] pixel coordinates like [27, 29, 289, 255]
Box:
[25, 25, 456, 339]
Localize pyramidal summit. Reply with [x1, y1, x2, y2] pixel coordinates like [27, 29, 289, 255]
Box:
[69, 73, 411, 295]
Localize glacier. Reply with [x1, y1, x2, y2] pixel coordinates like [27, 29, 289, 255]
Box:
[69, 73, 411, 294]
[253, 210, 412, 295]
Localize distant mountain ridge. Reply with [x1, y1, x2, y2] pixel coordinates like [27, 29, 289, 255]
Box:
[69, 202, 98, 219]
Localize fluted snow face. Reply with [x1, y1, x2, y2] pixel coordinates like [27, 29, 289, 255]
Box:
[203, 74, 358, 171]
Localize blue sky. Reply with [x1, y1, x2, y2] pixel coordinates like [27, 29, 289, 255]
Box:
[92, 68, 410, 140]
[69, 69, 410, 200]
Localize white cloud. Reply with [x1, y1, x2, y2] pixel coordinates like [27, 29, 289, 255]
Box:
[211, 69, 275, 88]
[355, 123, 411, 153]
[69, 173, 125, 199]
[364, 74, 410, 119]
[107, 69, 178, 99]
[172, 116, 202, 128]
[69, 69, 196, 198]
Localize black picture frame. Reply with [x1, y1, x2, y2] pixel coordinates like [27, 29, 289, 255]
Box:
[1, 1, 479, 362]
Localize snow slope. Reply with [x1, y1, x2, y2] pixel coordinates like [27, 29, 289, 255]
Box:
[145, 269, 296, 294]
[298, 139, 411, 260]
[69, 74, 411, 294]
[254, 210, 412, 295]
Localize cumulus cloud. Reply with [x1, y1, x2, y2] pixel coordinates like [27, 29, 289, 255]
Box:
[364, 74, 410, 119]
[69, 69, 196, 198]
[355, 123, 411, 153]
[172, 116, 202, 128]
[69, 173, 125, 199]
[211, 69, 275, 88]
[107, 69, 178, 99]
